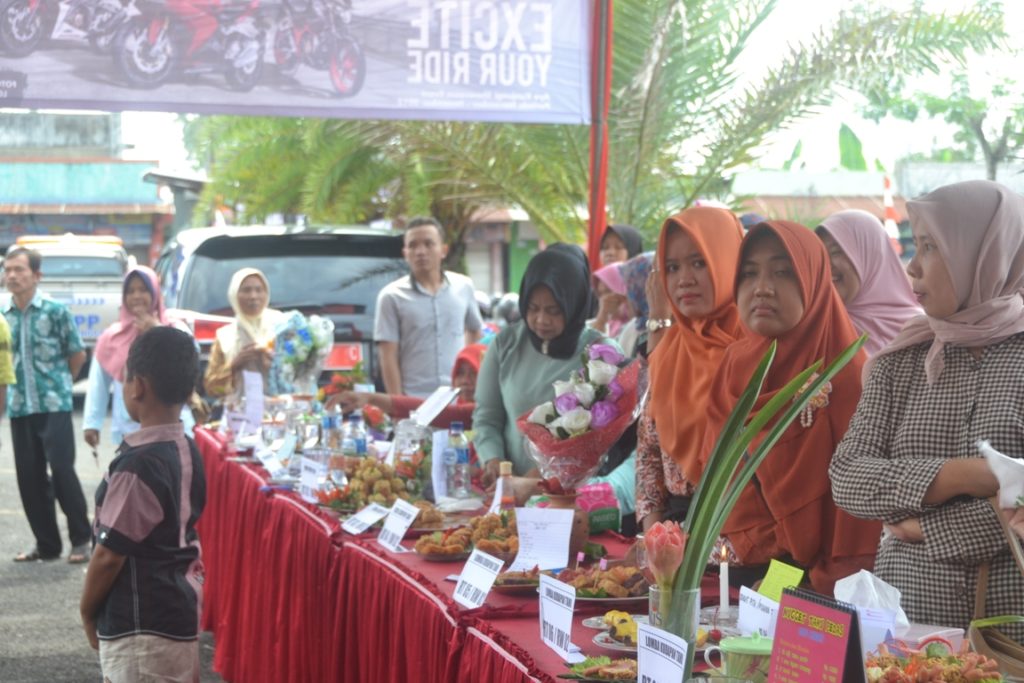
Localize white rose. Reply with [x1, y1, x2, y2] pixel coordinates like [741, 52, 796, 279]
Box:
[553, 380, 576, 397]
[528, 401, 557, 425]
[587, 359, 619, 386]
[546, 416, 565, 437]
[572, 382, 596, 408]
[560, 407, 593, 436]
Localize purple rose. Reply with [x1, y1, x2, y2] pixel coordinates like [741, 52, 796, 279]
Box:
[588, 343, 625, 366]
[605, 380, 624, 403]
[554, 392, 581, 415]
[590, 400, 619, 429]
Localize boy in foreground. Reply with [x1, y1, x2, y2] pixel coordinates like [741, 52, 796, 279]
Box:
[80, 327, 206, 682]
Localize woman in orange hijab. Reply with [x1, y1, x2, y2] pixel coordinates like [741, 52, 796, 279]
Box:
[702, 221, 881, 593]
[636, 207, 746, 530]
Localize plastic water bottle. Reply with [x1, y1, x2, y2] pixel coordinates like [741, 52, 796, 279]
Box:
[349, 411, 368, 458]
[449, 421, 471, 498]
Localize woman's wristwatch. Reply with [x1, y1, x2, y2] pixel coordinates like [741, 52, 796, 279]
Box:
[646, 318, 673, 332]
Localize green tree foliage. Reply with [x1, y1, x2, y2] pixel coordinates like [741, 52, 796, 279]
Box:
[863, 69, 1024, 180]
[187, 0, 1005, 244]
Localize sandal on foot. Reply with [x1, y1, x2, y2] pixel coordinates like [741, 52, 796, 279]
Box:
[68, 545, 91, 564]
[13, 548, 59, 562]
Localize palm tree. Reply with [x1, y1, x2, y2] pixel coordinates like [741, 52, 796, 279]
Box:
[187, 0, 1005, 245]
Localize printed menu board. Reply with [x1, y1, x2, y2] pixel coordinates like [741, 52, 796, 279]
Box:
[768, 588, 865, 683]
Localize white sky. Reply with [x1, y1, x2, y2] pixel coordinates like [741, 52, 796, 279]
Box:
[120, 0, 1024, 173]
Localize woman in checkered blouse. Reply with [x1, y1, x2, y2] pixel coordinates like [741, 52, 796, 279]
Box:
[830, 180, 1024, 641]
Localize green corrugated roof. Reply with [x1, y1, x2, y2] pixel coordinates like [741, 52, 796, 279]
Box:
[0, 161, 157, 204]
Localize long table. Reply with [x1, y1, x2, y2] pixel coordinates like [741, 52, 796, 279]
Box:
[195, 428, 730, 682]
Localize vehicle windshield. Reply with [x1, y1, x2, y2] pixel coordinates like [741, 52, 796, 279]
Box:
[37, 255, 125, 278]
[179, 249, 406, 340]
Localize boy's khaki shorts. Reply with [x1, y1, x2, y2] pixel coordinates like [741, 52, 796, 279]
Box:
[99, 634, 199, 683]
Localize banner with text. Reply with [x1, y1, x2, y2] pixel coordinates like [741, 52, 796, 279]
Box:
[0, 0, 591, 124]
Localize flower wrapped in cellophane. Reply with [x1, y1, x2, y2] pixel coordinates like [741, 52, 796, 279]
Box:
[517, 343, 645, 492]
[268, 311, 334, 396]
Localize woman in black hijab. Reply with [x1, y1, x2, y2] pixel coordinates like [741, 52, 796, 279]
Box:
[474, 244, 609, 477]
[600, 224, 644, 266]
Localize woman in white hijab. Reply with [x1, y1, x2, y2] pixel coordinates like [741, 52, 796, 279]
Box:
[203, 268, 284, 397]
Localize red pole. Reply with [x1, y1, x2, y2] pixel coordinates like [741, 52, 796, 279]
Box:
[587, 0, 614, 271]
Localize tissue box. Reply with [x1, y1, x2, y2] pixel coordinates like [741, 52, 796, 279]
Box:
[894, 623, 965, 652]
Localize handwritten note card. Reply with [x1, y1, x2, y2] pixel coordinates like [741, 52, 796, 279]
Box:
[508, 507, 573, 571]
[758, 559, 805, 602]
[739, 585, 780, 638]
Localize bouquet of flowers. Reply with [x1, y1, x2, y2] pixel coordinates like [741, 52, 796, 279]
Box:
[268, 311, 335, 396]
[318, 363, 366, 403]
[517, 343, 643, 492]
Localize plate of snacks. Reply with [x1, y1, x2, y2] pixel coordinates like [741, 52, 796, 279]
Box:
[556, 566, 649, 603]
[468, 511, 519, 560]
[491, 566, 542, 596]
[592, 631, 637, 653]
[558, 656, 637, 682]
[405, 501, 452, 538]
[413, 526, 473, 562]
[582, 611, 649, 630]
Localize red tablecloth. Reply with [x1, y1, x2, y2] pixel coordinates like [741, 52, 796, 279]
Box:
[194, 428, 735, 682]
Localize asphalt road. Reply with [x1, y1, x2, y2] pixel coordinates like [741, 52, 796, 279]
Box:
[0, 405, 223, 683]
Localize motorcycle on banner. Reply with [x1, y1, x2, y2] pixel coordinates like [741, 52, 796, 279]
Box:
[112, 0, 265, 90]
[0, 0, 136, 56]
[272, 0, 364, 97]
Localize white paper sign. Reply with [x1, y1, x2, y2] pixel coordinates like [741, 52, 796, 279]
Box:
[431, 430, 450, 500]
[978, 440, 1024, 508]
[255, 447, 287, 479]
[410, 385, 460, 427]
[637, 621, 690, 683]
[354, 383, 376, 393]
[377, 498, 420, 551]
[341, 502, 390, 535]
[298, 457, 326, 503]
[738, 586, 780, 638]
[453, 548, 504, 609]
[242, 371, 265, 428]
[277, 432, 298, 463]
[539, 574, 584, 663]
[857, 607, 898, 659]
[508, 507, 574, 572]
[488, 478, 504, 515]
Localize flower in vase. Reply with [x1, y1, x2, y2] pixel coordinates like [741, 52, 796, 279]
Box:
[644, 521, 686, 590]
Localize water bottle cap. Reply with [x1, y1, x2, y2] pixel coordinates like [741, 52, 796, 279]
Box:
[499, 461, 512, 476]
[450, 421, 464, 432]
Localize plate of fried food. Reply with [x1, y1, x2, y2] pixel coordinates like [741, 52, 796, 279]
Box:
[404, 501, 453, 538]
[556, 566, 649, 603]
[413, 526, 473, 562]
[468, 511, 519, 562]
[491, 566, 542, 596]
[558, 656, 637, 682]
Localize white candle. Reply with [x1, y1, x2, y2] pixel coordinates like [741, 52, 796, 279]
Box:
[719, 546, 730, 609]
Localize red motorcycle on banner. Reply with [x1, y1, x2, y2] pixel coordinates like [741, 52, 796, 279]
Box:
[0, 0, 137, 56]
[272, 0, 364, 97]
[112, 0, 265, 90]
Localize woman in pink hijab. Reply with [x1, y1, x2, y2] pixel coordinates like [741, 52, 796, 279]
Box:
[816, 209, 921, 356]
[589, 262, 631, 338]
[83, 266, 196, 451]
[831, 180, 1024, 639]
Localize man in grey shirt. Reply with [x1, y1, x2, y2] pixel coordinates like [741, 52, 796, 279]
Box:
[374, 217, 483, 398]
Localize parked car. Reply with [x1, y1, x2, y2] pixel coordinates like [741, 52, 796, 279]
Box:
[154, 224, 406, 393]
[1, 233, 134, 379]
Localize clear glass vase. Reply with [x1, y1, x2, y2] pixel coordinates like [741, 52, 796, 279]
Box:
[649, 585, 700, 680]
